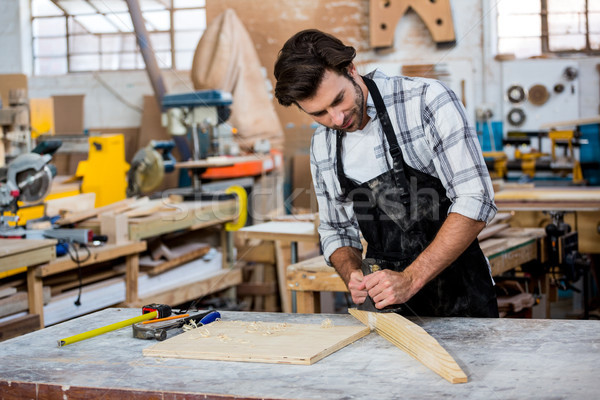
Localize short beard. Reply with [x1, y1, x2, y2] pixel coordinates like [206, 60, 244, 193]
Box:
[342, 71, 365, 132]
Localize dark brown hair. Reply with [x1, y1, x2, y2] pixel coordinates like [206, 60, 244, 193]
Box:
[273, 29, 356, 107]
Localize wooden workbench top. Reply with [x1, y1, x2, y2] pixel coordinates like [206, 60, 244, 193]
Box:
[0, 238, 56, 273]
[1, 308, 599, 399]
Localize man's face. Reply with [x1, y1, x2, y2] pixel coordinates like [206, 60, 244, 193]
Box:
[297, 67, 368, 132]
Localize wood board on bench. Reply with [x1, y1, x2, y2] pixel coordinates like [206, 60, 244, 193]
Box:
[143, 319, 369, 365]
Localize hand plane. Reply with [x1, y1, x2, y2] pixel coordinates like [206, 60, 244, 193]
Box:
[356, 258, 403, 313]
[132, 310, 220, 341]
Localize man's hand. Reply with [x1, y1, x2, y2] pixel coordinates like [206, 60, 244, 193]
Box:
[362, 269, 419, 309]
[348, 269, 368, 305]
[329, 246, 365, 304]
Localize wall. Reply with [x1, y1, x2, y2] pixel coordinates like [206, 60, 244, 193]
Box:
[28, 70, 194, 128]
[0, 0, 31, 76]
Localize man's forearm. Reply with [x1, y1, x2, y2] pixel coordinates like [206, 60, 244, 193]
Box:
[329, 246, 362, 284]
[406, 212, 486, 291]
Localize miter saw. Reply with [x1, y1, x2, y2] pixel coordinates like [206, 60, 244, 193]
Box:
[126, 140, 176, 197]
[0, 152, 55, 233]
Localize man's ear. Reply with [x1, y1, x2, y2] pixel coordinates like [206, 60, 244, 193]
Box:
[347, 63, 358, 77]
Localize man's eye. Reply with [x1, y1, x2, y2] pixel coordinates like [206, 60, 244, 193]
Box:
[332, 95, 344, 106]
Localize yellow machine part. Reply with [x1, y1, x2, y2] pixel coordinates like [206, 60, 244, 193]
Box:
[6, 187, 81, 226]
[76, 134, 129, 208]
[225, 185, 248, 231]
[548, 130, 583, 183]
[30, 98, 55, 138]
[483, 151, 508, 179]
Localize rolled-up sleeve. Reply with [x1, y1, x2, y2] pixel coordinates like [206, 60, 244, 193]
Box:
[422, 81, 497, 224]
[310, 131, 363, 265]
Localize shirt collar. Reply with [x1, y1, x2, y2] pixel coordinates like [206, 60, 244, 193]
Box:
[365, 91, 377, 119]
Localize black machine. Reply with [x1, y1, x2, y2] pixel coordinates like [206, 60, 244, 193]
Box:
[544, 211, 592, 318]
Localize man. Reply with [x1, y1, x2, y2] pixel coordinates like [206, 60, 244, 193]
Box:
[274, 29, 498, 317]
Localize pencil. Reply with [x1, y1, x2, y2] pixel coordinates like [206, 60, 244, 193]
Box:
[142, 314, 189, 324]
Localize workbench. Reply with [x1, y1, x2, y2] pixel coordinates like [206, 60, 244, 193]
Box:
[494, 186, 600, 254]
[287, 228, 546, 314]
[0, 239, 57, 339]
[0, 238, 56, 275]
[237, 220, 319, 313]
[0, 308, 598, 399]
[26, 241, 146, 327]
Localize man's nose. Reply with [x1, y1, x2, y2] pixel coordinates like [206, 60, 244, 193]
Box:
[329, 108, 344, 126]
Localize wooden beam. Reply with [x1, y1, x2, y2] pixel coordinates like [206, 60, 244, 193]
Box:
[0, 314, 41, 342]
[125, 268, 243, 308]
[139, 243, 210, 276]
[349, 309, 467, 384]
[45, 192, 96, 218]
[56, 198, 138, 226]
[37, 241, 146, 277]
[0, 239, 56, 273]
[236, 282, 277, 296]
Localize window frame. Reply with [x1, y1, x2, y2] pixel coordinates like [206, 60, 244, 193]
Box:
[30, 0, 206, 75]
[497, 0, 600, 57]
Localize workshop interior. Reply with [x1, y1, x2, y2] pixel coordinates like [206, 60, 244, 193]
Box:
[1, 1, 600, 397]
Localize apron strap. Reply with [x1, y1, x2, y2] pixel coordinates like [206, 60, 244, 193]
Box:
[362, 76, 411, 205]
[335, 130, 351, 196]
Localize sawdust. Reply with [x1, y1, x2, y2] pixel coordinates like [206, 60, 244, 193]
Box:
[321, 319, 334, 328]
[217, 334, 232, 342]
[245, 321, 289, 335]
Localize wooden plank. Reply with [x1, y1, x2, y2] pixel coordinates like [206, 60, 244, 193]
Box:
[296, 291, 321, 314]
[139, 243, 210, 276]
[49, 268, 124, 295]
[263, 262, 278, 312]
[539, 115, 600, 129]
[237, 221, 318, 243]
[37, 241, 146, 277]
[56, 198, 138, 225]
[125, 253, 139, 305]
[478, 223, 510, 241]
[0, 314, 41, 342]
[0, 287, 17, 299]
[0, 287, 50, 318]
[0, 239, 56, 273]
[236, 241, 276, 264]
[126, 268, 243, 308]
[274, 241, 291, 313]
[44, 193, 96, 218]
[488, 239, 537, 276]
[127, 200, 236, 240]
[495, 188, 600, 203]
[287, 260, 348, 293]
[99, 212, 129, 245]
[236, 282, 277, 296]
[487, 212, 512, 226]
[143, 319, 370, 365]
[349, 309, 467, 384]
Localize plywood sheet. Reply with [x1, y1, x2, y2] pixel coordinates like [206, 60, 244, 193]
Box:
[143, 319, 369, 365]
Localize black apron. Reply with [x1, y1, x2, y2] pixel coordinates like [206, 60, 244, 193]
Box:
[336, 76, 498, 317]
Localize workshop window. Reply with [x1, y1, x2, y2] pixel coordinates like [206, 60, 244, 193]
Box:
[30, 0, 206, 75]
[497, 0, 600, 58]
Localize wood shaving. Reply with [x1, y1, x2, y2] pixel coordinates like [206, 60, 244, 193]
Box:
[182, 320, 198, 332]
[321, 319, 334, 328]
[218, 334, 232, 342]
[245, 321, 289, 335]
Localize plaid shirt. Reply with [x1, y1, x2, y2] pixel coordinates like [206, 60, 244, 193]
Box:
[310, 70, 497, 264]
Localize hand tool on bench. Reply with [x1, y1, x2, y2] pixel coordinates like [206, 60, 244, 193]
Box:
[58, 304, 172, 347]
[132, 310, 220, 341]
[357, 258, 403, 313]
